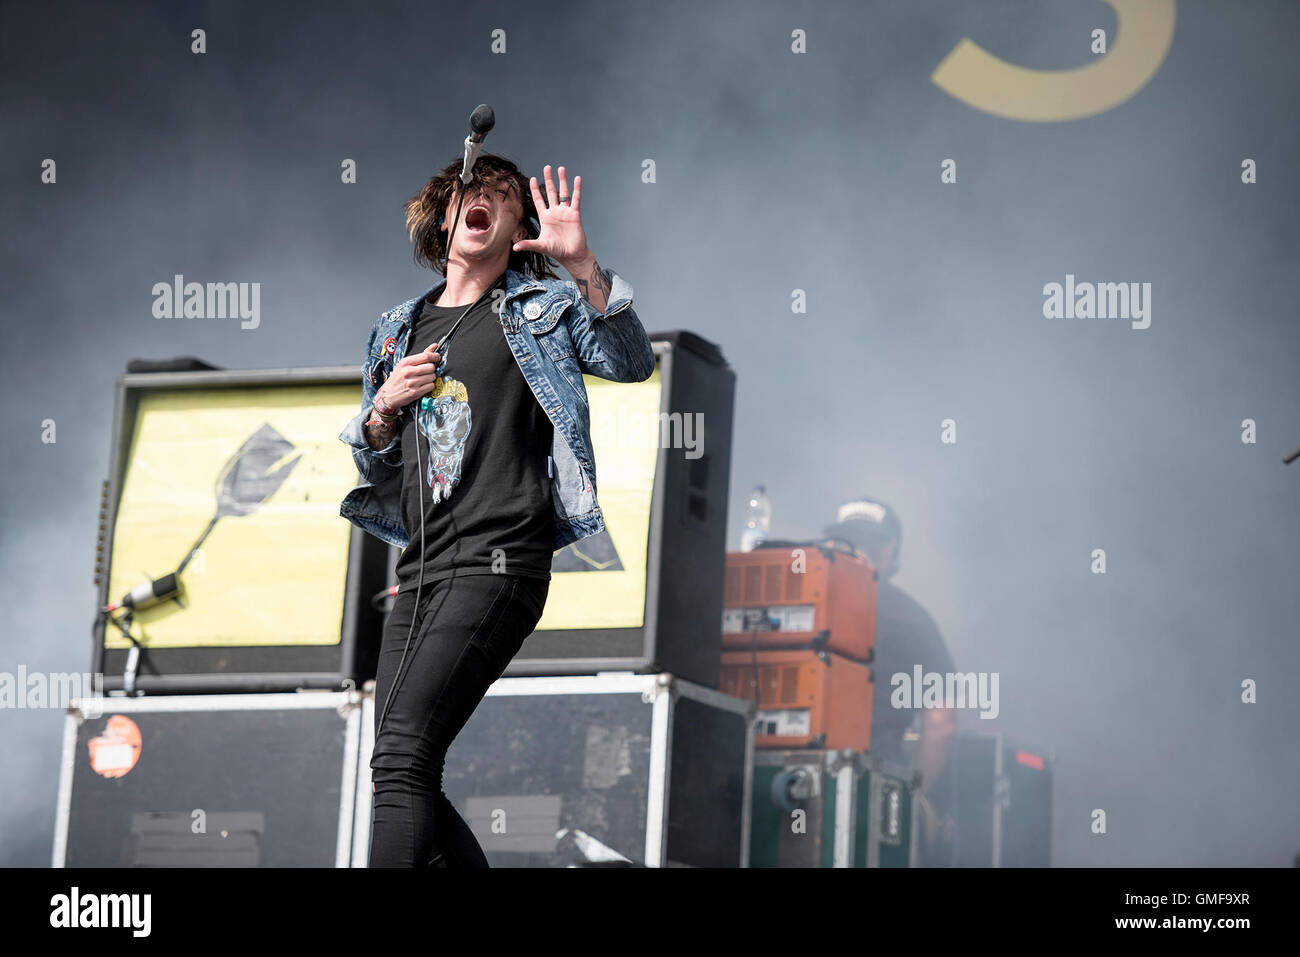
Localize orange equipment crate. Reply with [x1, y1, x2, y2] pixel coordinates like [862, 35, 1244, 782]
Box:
[722, 544, 877, 662]
[719, 648, 873, 750]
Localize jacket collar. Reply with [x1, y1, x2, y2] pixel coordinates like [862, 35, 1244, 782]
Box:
[387, 269, 546, 329]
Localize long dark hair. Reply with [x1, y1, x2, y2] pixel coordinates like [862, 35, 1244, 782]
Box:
[403, 153, 558, 279]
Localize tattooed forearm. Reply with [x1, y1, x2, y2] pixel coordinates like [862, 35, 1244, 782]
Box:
[364, 407, 399, 451]
[572, 258, 613, 313]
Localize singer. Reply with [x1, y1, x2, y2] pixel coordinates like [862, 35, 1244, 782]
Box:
[338, 147, 654, 867]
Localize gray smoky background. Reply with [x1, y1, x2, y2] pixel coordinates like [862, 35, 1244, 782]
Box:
[2, 0, 1297, 866]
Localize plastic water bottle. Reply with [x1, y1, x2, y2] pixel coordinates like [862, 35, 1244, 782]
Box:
[740, 485, 771, 551]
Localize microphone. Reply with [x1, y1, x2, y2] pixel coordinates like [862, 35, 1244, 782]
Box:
[461, 104, 495, 184]
[106, 573, 180, 613]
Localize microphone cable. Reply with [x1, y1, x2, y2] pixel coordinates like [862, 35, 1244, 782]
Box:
[375, 278, 493, 741]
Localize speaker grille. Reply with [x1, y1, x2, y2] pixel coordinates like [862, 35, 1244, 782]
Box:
[764, 564, 781, 600]
[784, 565, 803, 601]
[778, 665, 800, 705]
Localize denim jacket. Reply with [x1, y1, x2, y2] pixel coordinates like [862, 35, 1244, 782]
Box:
[338, 266, 655, 551]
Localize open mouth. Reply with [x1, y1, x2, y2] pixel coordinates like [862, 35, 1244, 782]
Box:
[465, 205, 492, 232]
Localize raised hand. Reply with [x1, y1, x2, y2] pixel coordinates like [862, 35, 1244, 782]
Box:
[512, 165, 589, 268]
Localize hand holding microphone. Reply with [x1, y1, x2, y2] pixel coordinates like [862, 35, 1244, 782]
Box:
[375, 344, 441, 416]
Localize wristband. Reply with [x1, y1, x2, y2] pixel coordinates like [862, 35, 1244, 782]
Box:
[373, 391, 398, 418]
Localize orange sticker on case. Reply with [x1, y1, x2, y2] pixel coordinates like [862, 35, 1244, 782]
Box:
[88, 715, 142, 778]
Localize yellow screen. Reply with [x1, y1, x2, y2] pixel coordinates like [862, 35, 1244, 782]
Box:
[538, 367, 662, 630]
[106, 384, 359, 649]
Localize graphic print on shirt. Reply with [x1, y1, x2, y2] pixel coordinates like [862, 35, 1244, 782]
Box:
[416, 346, 471, 504]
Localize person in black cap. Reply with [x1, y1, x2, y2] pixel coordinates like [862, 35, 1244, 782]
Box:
[822, 496, 957, 866]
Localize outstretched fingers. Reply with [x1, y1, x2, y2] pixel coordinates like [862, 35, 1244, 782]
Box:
[528, 174, 546, 213]
[543, 164, 558, 208]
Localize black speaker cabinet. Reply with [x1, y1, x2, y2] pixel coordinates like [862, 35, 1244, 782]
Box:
[94, 363, 386, 694]
[353, 673, 753, 867]
[952, 731, 1054, 867]
[54, 691, 367, 867]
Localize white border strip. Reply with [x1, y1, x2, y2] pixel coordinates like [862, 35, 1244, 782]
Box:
[51, 712, 79, 868]
[336, 699, 361, 867]
[484, 674, 751, 715]
[643, 685, 672, 867]
[352, 693, 375, 868]
[69, 692, 350, 714]
[483, 674, 658, 697]
[833, 763, 855, 868]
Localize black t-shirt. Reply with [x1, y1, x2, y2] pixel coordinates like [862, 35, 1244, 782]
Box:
[870, 580, 955, 766]
[393, 282, 555, 585]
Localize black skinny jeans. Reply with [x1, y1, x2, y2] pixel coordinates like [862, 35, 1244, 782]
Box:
[368, 572, 548, 867]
